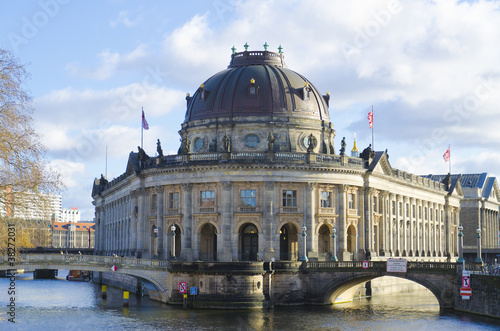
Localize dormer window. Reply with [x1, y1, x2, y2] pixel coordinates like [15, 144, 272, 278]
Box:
[303, 82, 311, 100]
[248, 78, 258, 98]
[199, 84, 208, 100]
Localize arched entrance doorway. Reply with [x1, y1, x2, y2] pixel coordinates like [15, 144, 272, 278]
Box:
[279, 223, 298, 260]
[172, 224, 181, 258]
[200, 223, 217, 261]
[318, 224, 331, 260]
[347, 224, 357, 260]
[241, 223, 258, 261]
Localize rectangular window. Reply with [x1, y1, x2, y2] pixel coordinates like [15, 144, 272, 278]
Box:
[406, 203, 409, 217]
[240, 190, 256, 207]
[373, 196, 378, 212]
[392, 201, 396, 215]
[412, 205, 415, 218]
[418, 206, 422, 219]
[348, 193, 354, 209]
[430, 208, 433, 221]
[201, 191, 215, 207]
[321, 191, 332, 208]
[169, 192, 179, 209]
[424, 207, 427, 220]
[151, 194, 157, 211]
[283, 190, 297, 207]
[399, 202, 402, 216]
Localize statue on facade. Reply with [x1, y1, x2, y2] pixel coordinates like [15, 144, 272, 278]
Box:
[339, 137, 346, 156]
[181, 136, 191, 154]
[360, 144, 374, 160]
[99, 174, 108, 186]
[267, 132, 275, 151]
[307, 133, 317, 153]
[223, 132, 231, 152]
[137, 146, 150, 168]
[157, 139, 163, 157]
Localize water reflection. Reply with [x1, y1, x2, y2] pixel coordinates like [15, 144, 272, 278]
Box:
[1, 271, 499, 331]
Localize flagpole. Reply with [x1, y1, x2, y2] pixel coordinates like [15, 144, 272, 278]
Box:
[141, 106, 144, 149]
[371, 105, 374, 151]
[449, 144, 451, 174]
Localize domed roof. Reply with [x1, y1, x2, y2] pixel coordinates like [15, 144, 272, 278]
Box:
[184, 49, 331, 123]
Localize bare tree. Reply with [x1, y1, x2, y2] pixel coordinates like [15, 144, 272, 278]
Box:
[0, 49, 63, 256]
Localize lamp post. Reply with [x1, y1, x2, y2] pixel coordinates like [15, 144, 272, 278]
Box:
[476, 227, 483, 263]
[457, 224, 464, 264]
[153, 225, 158, 258]
[171, 224, 176, 260]
[300, 225, 308, 262]
[331, 226, 338, 261]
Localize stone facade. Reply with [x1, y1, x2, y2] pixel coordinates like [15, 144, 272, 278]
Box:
[92, 48, 465, 264]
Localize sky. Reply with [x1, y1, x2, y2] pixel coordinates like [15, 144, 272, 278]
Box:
[1, 0, 500, 220]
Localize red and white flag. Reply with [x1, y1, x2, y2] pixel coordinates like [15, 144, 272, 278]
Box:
[367, 108, 373, 129]
[443, 146, 450, 162]
[142, 109, 149, 130]
[111, 265, 117, 272]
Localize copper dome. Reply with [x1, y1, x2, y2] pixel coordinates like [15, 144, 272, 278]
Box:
[184, 50, 331, 123]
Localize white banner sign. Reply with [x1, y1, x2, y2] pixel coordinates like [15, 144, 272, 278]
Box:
[387, 258, 407, 273]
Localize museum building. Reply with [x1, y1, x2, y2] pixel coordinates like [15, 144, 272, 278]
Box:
[92, 46, 466, 263]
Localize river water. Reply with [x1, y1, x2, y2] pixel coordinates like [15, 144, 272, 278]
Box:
[1, 271, 499, 330]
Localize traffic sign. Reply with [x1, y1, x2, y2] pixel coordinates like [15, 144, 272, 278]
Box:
[362, 261, 369, 269]
[190, 286, 198, 295]
[460, 287, 472, 299]
[462, 276, 470, 288]
[179, 281, 187, 294]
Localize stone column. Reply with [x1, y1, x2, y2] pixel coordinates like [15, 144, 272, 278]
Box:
[263, 181, 276, 261]
[156, 185, 165, 258]
[137, 188, 148, 257]
[389, 194, 395, 256]
[363, 187, 374, 259]
[181, 183, 193, 260]
[409, 198, 415, 256]
[305, 182, 317, 260]
[338, 185, 349, 261]
[220, 181, 233, 262]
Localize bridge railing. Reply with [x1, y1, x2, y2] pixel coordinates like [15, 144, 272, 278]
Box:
[306, 261, 387, 271]
[305, 260, 457, 274]
[0, 254, 168, 269]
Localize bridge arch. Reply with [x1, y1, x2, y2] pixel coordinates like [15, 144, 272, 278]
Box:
[317, 273, 454, 310]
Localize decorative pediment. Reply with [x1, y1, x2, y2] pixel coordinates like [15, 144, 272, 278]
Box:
[370, 152, 393, 176]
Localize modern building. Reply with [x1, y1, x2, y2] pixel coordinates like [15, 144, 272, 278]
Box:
[51, 222, 95, 249]
[61, 207, 81, 223]
[92, 46, 466, 262]
[425, 173, 500, 263]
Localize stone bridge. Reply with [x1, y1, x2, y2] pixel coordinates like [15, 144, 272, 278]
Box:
[270, 261, 459, 309]
[0, 254, 464, 309]
[0, 254, 170, 302]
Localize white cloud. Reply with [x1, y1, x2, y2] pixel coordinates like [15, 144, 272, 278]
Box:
[110, 11, 142, 28]
[65, 44, 149, 80]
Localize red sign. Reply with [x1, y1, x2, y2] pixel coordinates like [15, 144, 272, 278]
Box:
[460, 287, 472, 296]
[179, 282, 187, 294]
[110, 265, 117, 272]
[462, 276, 470, 288]
[362, 261, 369, 269]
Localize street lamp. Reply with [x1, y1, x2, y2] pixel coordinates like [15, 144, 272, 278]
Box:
[457, 224, 464, 264]
[300, 225, 308, 262]
[331, 226, 338, 261]
[476, 227, 483, 263]
[171, 224, 176, 260]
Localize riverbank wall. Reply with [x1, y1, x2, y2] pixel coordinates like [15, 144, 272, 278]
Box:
[454, 274, 500, 318]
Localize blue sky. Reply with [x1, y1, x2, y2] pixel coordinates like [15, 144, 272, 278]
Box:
[2, 0, 500, 220]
